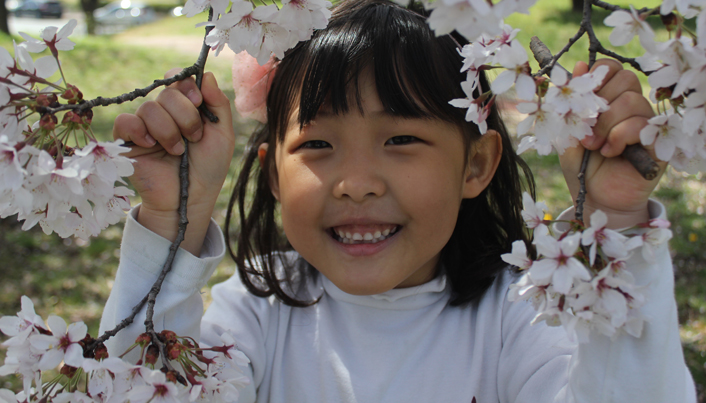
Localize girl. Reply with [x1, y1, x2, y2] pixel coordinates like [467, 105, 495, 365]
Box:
[103, 0, 696, 401]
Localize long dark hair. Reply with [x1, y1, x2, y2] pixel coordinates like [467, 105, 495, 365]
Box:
[225, 0, 536, 307]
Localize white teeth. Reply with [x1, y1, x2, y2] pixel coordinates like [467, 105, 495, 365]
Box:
[333, 226, 399, 244]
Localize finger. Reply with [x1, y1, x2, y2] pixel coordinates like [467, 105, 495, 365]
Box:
[598, 115, 650, 158]
[572, 61, 589, 77]
[588, 59, 624, 90]
[165, 68, 202, 106]
[584, 91, 654, 150]
[135, 101, 185, 155]
[594, 69, 643, 104]
[113, 113, 161, 158]
[200, 72, 234, 135]
[156, 87, 203, 143]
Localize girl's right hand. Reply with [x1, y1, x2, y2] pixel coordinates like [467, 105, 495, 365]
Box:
[113, 69, 235, 255]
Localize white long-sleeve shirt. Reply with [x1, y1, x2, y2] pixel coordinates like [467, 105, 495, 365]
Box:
[101, 201, 696, 403]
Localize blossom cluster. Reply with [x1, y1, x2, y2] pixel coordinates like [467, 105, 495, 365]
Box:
[504, 193, 673, 343]
[184, 0, 332, 64]
[604, 2, 706, 173]
[0, 296, 251, 403]
[0, 20, 135, 240]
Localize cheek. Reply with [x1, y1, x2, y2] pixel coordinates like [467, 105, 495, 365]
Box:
[277, 159, 326, 243]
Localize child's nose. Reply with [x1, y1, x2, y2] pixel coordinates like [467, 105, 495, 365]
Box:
[332, 154, 386, 202]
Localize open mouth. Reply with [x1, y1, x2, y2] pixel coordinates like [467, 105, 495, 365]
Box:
[330, 225, 401, 245]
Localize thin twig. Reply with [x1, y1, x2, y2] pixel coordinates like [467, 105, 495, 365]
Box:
[591, 0, 652, 14]
[532, 27, 585, 77]
[575, 149, 592, 224]
[36, 66, 202, 116]
[87, 294, 149, 350]
[93, 10, 216, 363]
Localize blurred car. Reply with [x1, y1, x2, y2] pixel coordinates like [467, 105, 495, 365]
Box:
[93, 0, 156, 27]
[13, 0, 63, 18]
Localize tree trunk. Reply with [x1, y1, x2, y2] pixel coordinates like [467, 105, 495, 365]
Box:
[572, 0, 583, 12]
[0, 0, 10, 36]
[80, 0, 100, 35]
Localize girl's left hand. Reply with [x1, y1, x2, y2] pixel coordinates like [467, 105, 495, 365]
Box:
[559, 59, 666, 229]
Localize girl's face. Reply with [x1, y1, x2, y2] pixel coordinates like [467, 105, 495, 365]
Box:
[269, 72, 499, 295]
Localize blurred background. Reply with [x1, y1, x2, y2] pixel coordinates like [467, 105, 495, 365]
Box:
[1, 0, 705, 400]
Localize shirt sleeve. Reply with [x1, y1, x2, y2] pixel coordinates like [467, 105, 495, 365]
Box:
[498, 200, 697, 403]
[99, 205, 257, 403]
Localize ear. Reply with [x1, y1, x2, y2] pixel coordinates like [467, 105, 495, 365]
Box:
[462, 129, 502, 199]
[258, 143, 280, 201]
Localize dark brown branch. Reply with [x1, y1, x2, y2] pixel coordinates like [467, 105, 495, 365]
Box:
[93, 10, 216, 359]
[591, 0, 652, 15]
[36, 65, 202, 116]
[575, 149, 591, 224]
[532, 28, 585, 77]
[87, 294, 149, 350]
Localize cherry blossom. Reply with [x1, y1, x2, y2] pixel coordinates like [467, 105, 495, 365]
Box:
[449, 79, 491, 133]
[501, 240, 532, 270]
[30, 315, 87, 370]
[491, 40, 535, 100]
[530, 232, 591, 294]
[19, 19, 78, 56]
[127, 370, 181, 403]
[639, 113, 685, 162]
[603, 6, 656, 52]
[582, 210, 634, 265]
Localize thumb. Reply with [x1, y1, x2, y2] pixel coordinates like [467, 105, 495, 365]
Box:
[572, 61, 589, 77]
[200, 72, 233, 131]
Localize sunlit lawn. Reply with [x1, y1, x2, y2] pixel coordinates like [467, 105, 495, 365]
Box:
[1, 0, 706, 398]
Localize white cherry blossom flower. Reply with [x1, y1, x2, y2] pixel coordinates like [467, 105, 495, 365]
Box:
[491, 40, 535, 100]
[501, 240, 532, 270]
[639, 113, 685, 161]
[276, 0, 332, 41]
[30, 315, 87, 370]
[18, 19, 77, 55]
[581, 210, 633, 265]
[603, 6, 656, 52]
[544, 64, 609, 116]
[449, 79, 490, 133]
[127, 370, 181, 403]
[638, 226, 673, 261]
[520, 192, 547, 229]
[0, 296, 45, 339]
[530, 232, 590, 294]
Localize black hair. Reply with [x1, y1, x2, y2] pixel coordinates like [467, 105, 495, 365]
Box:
[225, 0, 536, 307]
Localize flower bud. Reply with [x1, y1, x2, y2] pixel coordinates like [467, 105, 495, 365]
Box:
[61, 84, 83, 104]
[167, 341, 186, 360]
[135, 332, 152, 346]
[39, 113, 57, 131]
[80, 108, 93, 125]
[654, 86, 674, 102]
[94, 343, 109, 360]
[534, 76, 549, 97]
[145, 344, 160, 365]
[60, 364, 78, 378]
[35, 93, 58, 108]
[160, 330, 178, 344]
[660, 13, 678, 32]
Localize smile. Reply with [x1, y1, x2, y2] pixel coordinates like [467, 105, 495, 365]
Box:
[330, 225, 401, 244]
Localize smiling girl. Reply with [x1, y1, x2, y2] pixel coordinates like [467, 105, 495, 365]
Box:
[102, 0, 695, 401]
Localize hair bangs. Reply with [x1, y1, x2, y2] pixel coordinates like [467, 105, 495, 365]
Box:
[268, 0, 469, 143]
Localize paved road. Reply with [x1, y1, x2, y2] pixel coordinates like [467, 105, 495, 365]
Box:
[8, 12, 86, 37]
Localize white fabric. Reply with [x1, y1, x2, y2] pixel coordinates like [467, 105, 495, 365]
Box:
[101, 201, 696, 403]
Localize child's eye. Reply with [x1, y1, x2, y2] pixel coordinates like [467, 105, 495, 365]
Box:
[300, 140, 332, 149]
[385, 135, 419, 145]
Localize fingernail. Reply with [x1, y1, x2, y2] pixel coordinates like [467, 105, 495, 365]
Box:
[145, 133, 156, 146]
[187, 90, 200, 105]
[173, 141, 185, 155]
[582, 135, 596, 149]
[192, 127, 203, 142]
[600, 143, 611, 156]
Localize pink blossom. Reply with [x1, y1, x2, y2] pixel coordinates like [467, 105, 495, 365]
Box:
[232, 51, 277, 123]
[530, 232, 590, 294]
